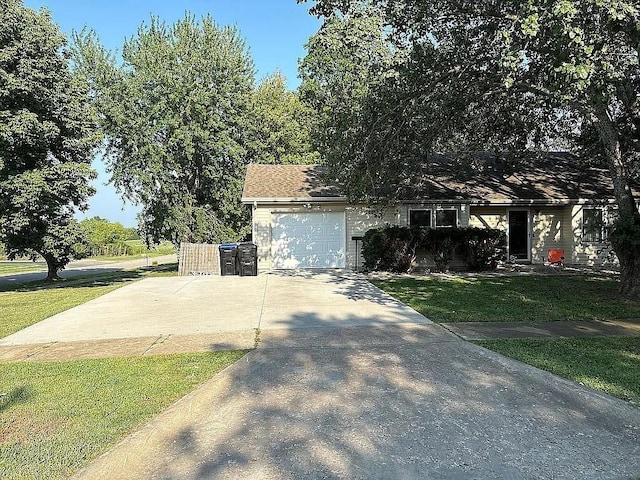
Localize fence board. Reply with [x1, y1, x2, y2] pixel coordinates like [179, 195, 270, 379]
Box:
[178, 243, 220, 276]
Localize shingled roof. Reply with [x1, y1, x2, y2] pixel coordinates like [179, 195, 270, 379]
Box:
[242, 164, 344, 202]
[242, 154, 621, 204]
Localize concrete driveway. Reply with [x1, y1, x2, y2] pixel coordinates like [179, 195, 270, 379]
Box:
[0, 271, 429, 345]
[2, 270, 639, 478]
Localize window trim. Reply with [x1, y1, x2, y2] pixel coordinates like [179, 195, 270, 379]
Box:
[434, 208, 458, 228]
[582, 207, 606, 244]
[408, 206, 459, 229]
[409, 208, 432, 228]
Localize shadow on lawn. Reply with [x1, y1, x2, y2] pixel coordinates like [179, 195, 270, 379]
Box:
[0, 385, 32, 413]
[0, 263, 178, 294]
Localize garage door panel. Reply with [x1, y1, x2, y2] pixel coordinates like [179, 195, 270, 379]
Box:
[272, 212, 346, 269]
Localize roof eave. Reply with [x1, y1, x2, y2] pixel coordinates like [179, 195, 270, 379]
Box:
[241, 196, 348, 205]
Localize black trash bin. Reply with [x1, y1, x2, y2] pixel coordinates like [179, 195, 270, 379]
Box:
[236, 242, 258, 276]
[219, 243, 238, 276]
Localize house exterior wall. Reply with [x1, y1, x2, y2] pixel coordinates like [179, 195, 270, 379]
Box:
[531, 207, 572, 263]
[345, 205, 400, 270]
[569, 204, 618, 265]
[470, 204, 618, 265]
[252, 202, 618, 271]
[469, 207, 507, 230]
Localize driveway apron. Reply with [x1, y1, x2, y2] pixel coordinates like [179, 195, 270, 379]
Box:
[74, 326, 640, 480]
[2, 270, 638, 478]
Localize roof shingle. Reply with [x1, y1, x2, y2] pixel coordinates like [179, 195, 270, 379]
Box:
[242, 155, 623, 204]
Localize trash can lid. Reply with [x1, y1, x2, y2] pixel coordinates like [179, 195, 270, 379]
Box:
[220, 242, 238, 247]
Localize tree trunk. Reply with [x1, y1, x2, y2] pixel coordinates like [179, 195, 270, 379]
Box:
[616, 241, 640, 298]
[592, 106, 640, 298]
[43, 254, 61, 281]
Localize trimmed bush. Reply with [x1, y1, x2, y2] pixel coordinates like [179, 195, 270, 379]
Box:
[362, 225, 418, 272]
[458, 228, 507, 271]
[362, 225, 506, 272]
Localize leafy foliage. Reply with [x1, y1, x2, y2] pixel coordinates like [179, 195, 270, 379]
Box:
[73, 15, 255, 245]
[78, 216, 140, 256]
[0, 0, 98, 279]
[248, 71, 320, 165]
[302, 0, 640, 295]
[362, 225, 505, 272]
[362, 225, 417, 272]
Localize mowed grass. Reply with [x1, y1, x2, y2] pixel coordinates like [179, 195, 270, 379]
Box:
[371, 275, 640, 322]
[0, 351, 247, 480]
[0, 284, 124, 339]
[0, 262, 46, 275]
[0, 265, 178, 339]
[476, 337, 640, 405]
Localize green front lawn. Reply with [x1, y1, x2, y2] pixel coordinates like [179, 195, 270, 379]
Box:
[0, 352, 246, 480]
[476, 337, 640, 405]
[0, 262, 46, 275]
[372, 275, 640, 323]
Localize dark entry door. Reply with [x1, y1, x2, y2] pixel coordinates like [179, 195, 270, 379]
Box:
[508, 210, 529, 261]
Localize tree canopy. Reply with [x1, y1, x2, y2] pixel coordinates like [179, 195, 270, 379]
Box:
[248, 71, 320, 165]
[0, 0, 98, 280]
[300, 0, 640, 296]
[74, 14, 320, 247]
[73, 15, 255, 245]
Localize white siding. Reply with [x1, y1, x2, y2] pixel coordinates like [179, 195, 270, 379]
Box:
[531, 207, 572, 264]
[345, 206, 400, 269]
[570, 205, 618, 265]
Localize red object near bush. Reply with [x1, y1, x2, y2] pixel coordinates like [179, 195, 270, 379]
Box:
[548, 249, 565, 264]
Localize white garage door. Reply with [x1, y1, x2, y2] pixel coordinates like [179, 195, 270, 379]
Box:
[272, 212, 346, 269]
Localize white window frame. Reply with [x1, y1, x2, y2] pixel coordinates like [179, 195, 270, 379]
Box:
[408, 208, 432, 227]
[434, 208, 458, 228]
[582, 207, 607, 244]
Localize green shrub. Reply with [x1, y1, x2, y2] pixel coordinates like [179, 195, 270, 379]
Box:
[419, 228, 468, 272]
[458, 228, 507, 271]
[362, 225, 418, 272]
[362, 225, 506, 272]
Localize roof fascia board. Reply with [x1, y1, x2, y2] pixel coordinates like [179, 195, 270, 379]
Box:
[241, 196, 348, 205]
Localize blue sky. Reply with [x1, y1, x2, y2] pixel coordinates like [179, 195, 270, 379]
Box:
[24, 0, 322, 227]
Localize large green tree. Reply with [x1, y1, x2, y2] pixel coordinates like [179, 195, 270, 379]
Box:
[73, 14, 255, 246]
[301, 0, 640, 296]
[0, 0, 98, 280]
[248, 71, 319, 165]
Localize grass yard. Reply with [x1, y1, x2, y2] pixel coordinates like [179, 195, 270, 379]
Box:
[0, 284, 124, 339]
[0, 351, 246, 480]
[0, 265, 178, 339]
[476, 337, 640, 405]
[0, 262, 46, 275]
[371, 275, 640, 323]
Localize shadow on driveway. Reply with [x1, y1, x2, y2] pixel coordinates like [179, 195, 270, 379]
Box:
[76, 312, 640, 480]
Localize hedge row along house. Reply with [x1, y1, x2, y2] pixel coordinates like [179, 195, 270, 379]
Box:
[241, 154, 632, 271]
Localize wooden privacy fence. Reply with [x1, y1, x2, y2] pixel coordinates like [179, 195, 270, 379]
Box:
[178, 243, 220, 276]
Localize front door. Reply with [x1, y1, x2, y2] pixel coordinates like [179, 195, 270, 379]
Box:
[508, 210, 530, 261]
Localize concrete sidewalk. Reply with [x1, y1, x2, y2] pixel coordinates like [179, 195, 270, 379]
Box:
[2, 318, 639, 362]
[72, 324, 640, 480]
[442, 318, 640, 340]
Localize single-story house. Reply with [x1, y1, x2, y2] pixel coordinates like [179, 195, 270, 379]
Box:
[241, 153, 629, 271]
